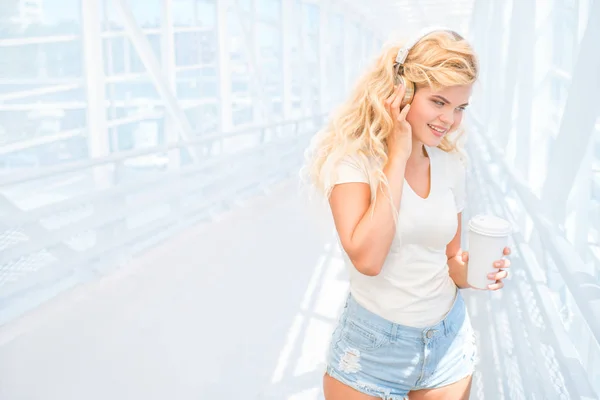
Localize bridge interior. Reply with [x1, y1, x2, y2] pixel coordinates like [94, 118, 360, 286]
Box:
[0, 0, 599, 399]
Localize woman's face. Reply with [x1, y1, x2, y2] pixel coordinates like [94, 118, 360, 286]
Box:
[405, 84, 473, 147]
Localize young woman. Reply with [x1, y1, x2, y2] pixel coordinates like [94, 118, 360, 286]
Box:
[303, 28, 512, 400]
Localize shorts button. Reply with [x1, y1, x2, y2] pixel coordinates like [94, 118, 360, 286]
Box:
[426, 330, 434, 338]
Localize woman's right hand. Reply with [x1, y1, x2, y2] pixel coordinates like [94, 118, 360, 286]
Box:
[384, 82, 413, 160]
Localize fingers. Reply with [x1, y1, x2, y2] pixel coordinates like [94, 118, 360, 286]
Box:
[384, 94, 393, 115]
[488, 256, 512, 290]
[461, 251, 469, 263]
[391, 82, 406, 113]
[398, 103, 411, 121]
[487, 270, 508, 281]
[384, 86, 397, 114]
[385, 83, 403, 108]
[493, 259, 510, 268]
[474, 247, 512, 291]
[385, 83, 406, 121]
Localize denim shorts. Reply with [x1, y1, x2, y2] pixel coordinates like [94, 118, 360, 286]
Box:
[325, 290, 477, 399]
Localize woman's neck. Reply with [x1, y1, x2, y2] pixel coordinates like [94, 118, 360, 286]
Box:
[408, 141, 428, 165]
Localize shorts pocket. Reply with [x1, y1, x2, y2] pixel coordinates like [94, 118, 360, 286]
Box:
[341, 318, 387, 351]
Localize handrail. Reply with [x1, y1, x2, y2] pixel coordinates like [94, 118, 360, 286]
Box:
[0, 114, 325, 187]
[0, 133, 305, 266]
[466, 131, 586, 398]
[468, 114, 600, 349]
[0, 114, 323, 324]
[1, 135, 300, 225]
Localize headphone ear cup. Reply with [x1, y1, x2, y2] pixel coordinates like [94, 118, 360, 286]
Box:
[400, 77, 415, 107]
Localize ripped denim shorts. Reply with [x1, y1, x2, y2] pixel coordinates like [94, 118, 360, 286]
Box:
[325, 290, 477, 400]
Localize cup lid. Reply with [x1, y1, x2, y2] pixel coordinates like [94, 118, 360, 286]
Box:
[468, 215, 512, 237]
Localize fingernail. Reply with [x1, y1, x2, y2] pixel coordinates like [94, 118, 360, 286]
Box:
[494, 261, 501, 267]
[487, 274, 495, 279]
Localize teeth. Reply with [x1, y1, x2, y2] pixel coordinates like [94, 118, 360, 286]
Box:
[428, 124, 446, 133]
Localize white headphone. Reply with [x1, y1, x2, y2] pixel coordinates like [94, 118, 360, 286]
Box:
[394, 27, 461, 106]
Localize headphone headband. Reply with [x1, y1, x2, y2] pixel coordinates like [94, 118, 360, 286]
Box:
[395, 26, 457, 65]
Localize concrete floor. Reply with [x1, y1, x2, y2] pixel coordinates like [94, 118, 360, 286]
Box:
[0, 179, 581, 399]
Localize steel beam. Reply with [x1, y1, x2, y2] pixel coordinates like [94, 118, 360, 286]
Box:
[0, 84, 80, 102]
[568, 140, 594, 258]
[329, 6, 346, 105]
[216, 0, 233, 132]
[81, 0, 111, 187]
[102, 0, 119, 154]
[495, 0, 529, 149]
[342, 13, 353, 95]
[112, 0, 199, 162]
[358, 24, 367, 76]
[298, 3, 308, 116]
[160, 0, 180, 168]
[541, 0, 600, 222]
[514, 0, 535, 179]
[318, 0, 330, 114]
[123, 32, 131, 73]
[482, 0, 506, 128]
[468, 0, 491, 119]
[281, 0, 294, 119]
[232, 0, 272, 124]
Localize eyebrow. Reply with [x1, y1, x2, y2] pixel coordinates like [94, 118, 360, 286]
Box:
[432, 95, 469, 107]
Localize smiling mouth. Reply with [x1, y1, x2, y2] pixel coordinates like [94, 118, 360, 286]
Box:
[427, 124, 448, 137]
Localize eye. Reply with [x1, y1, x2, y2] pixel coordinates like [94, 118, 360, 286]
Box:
[457, 106, 467, 111]
[433, 100, 445, 106]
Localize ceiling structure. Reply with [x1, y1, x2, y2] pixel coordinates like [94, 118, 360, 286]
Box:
[340, 0, 476, 42]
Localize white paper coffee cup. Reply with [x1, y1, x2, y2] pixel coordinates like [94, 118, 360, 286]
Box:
[467, 215, 512, 290]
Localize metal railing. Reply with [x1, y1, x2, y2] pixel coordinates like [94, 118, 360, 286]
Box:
[467, 114, 600, 398]
[0, 114, 324, 325]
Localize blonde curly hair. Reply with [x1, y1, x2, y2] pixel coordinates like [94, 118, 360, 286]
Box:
[302, 30, 478, 203]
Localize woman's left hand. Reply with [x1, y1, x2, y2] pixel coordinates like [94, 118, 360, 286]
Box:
[486, 246, 511, 290]
[460, 246, 512, 290]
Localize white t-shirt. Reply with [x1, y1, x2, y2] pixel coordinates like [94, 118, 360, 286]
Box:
[334, 146, 466, 327]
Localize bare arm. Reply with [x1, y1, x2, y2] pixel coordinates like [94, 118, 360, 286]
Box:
[446, 213, 469, 288]
[328, 83, 413, 276]
[329, 155, 408, 276]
